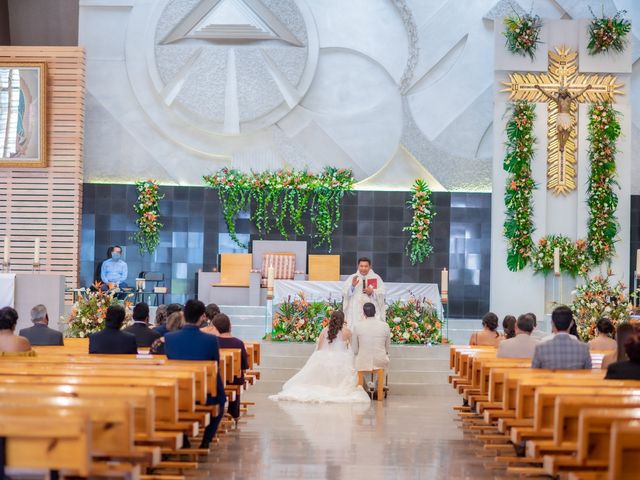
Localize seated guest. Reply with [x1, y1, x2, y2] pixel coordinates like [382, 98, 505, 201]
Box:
[602, 323, 637, 370]
[123, 302, 161, 348]
[352, 303, 391, 373]
[19, 304, 63, 346]
[201, 303, 221, 335]
[497, 314, 539, 358]
[154, 303, 182, 336]
[605, 333, 640, 380]
[164, 300, 226, 449]
[588, 317, 617, 351]
[149, 311, 184, 355]
[153, 304, 168, 334]
[211, 313, 249, 420]
[469, 312, 502, 346]
[94, 246, 114, 284]
[502, 315, 516, 339]
[89, 305, 138, 354]
[0, 307, 33, 354]
[529, 312, 547, 340]
[532, 306, 591, 370]
[100, 245, 128, 290]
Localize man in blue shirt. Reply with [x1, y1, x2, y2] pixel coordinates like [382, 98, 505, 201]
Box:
[164, 299, 226, 449]
[100, 245, 128, 289]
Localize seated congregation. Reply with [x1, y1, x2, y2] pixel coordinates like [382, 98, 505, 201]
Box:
[0, 299, 260, 479]
[452, 305, 640, 479]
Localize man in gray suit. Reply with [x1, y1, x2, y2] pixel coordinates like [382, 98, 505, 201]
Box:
[531, 306, 591, 370]
[19, 304, 64, 346]
[497, 313, 539, 358]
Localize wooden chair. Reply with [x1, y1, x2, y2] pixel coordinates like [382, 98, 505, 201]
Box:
[357, 369, 385, 401]
[308, 254, 340, 281]
[213, 253, 252, 287]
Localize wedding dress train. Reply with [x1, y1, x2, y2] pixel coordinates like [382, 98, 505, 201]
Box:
[269, 328, 370, 404]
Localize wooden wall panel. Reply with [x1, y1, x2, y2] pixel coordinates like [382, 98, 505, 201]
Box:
[0, 47, 85, 297]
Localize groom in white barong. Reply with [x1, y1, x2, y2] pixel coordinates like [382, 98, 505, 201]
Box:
[342, 257, 385, 329]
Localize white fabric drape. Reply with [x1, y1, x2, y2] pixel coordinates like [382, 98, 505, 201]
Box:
[0, 273, 16, 307]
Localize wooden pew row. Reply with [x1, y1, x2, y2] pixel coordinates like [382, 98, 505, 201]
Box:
[0, 413, 93, 478]
[448, 345, 639, 479]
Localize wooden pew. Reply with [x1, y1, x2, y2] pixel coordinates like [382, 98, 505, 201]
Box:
[0, 413, 92, 477]
[607, 420, 640, 480]
[543, 407, 640, 476]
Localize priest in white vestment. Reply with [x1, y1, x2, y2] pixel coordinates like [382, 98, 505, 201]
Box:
[342, 257, 385, 329]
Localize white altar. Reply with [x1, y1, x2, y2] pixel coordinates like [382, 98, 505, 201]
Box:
[273, 280, 443, 318]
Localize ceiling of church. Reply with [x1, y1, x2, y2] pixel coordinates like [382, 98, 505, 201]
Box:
[80, 0, 639, 192]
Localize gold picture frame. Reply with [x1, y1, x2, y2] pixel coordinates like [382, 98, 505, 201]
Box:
[0, 62, 47, 168]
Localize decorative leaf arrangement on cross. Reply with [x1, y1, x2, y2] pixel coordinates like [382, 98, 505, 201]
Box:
[502, 46, 624, 276]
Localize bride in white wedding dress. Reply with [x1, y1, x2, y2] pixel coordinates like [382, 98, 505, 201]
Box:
[270, 311, 370, 404]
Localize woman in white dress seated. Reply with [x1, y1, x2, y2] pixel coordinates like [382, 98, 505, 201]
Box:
[270, 310, 370, 404]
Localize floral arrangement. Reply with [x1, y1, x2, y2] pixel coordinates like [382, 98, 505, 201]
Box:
[203, 167, 354, 249]
[587, 9, 631, 55]
[386, 297, 441, 344]
[404, 179, 436, 265]
[571, 272, 634, 341]
[131, 179, 164, 255]
[62, 285, 131, 338]
[503, 101, 620, 277]
[586, 102, 620, 265]
[503, 13, 543, 59]
[268, 293, 443, 345]
[531, 235, 590, 277]
[503, 101, 536, 272]
[269, 293, 342, 342]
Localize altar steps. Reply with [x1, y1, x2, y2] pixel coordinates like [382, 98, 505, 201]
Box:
[247, 342, 454, 396]
[219, 305, 267, 340]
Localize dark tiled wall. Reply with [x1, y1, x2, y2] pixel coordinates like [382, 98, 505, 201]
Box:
[80, 185, 492, 317]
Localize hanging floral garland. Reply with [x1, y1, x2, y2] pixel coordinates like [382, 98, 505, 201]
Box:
[587, 8, 631, 55]
[503, 13, 543, 60]
[403, 179, 436, 265]
[503, 101, 537, 272]
[131, 179, 164, 255]
[503, 102, 621, 277]
[203, 167, 354, 250]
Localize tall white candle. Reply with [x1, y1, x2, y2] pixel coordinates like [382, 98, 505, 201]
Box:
[3, 236, 9, 264]
[267, 264, 275, 289]
[441, 268, 448, 295]
[34, 238, 40, 265]
[553, 247, 560, 276]
[636, 249, 640, 276]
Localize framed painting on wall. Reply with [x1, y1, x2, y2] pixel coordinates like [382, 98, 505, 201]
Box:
[0, 62, 47, 167]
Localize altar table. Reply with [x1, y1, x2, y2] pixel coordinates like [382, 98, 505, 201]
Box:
[273, 280, 443, 318]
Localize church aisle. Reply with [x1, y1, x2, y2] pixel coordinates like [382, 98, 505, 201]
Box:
[203, 392, 497, 479]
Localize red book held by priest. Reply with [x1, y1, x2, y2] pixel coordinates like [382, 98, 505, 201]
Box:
[366, 278, 378, 289]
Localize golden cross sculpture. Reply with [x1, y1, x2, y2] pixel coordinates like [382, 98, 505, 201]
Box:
[501, 46, 623, 195]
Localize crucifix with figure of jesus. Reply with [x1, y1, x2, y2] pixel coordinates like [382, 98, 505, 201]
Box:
[502, 46, 623, 195]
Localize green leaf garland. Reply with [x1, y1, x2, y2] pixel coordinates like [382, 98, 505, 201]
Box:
[403, 179, 436, 265]
[131, 179, 164, 255]
[503, 101, 537, 272]
[203, 167, 354, 250]
[503, 101, 621, 277]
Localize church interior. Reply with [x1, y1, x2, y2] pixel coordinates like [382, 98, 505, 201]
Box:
[0, 0, 639, 478]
